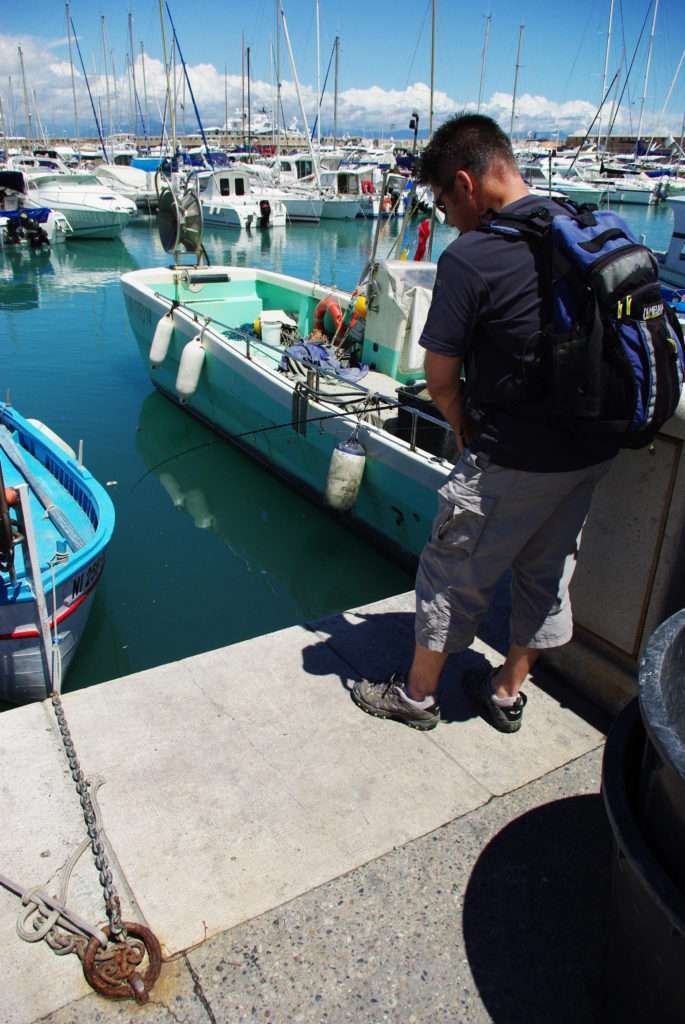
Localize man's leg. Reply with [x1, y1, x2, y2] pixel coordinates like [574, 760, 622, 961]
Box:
[491, 644, 540, 699]
[406, 644, 449, 701]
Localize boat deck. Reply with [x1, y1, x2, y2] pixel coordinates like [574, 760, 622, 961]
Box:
[0, 434, 94, 586]
[0, 590, 609, 1023]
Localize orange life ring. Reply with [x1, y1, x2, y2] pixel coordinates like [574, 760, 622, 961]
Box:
[314, 296, 343, 337]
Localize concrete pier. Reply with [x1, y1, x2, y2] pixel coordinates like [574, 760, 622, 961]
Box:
[1, 592, 610, 1023]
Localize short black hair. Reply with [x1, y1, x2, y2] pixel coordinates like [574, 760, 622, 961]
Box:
[416, 113, 516, 186]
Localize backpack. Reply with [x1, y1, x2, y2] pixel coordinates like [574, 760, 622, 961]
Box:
[482, 200, 685, 449]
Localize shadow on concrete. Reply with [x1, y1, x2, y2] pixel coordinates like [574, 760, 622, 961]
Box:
[302, 609, 492, 724]
[463, 794, 611, 1024]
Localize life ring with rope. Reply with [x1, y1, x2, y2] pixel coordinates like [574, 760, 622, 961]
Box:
[314, 296, 344, 338]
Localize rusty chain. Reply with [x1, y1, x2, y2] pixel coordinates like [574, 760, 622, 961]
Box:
[47, 692, 162, 1002]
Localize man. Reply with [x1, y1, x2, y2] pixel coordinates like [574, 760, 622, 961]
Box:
[351, 113, 619, 734]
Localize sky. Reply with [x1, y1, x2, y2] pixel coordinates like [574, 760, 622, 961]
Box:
[1, 0, 684, 141]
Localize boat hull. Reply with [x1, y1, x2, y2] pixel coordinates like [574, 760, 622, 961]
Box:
[0, 561, 102, 703]
[0, 405, 115, 703]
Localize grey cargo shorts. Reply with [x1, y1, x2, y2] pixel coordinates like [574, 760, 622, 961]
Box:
[415, 450, 612, 653]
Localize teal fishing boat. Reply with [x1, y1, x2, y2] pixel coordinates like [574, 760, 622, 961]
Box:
[121, 188, 453, 561]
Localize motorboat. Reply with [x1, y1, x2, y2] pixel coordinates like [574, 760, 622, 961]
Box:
[121, 186, 454, 562]
[227, 162, 323, 223]
[0, 403, 115, 703]
[93, 163, 159, 213]
[23, 172, 137, 239]
[0, 170, 71, 246]
[655, 196, 685, 289]
[197, 168, 287, 229]
[319, 167, 380, 219]
[519, 163, 608, 206]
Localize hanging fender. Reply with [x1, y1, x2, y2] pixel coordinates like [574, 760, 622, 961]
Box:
[176, 329, 207, 402]
[314, 296, 343, 337]
[150, 311, 175, 367]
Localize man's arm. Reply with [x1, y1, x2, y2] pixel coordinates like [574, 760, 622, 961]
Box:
[424, 350, 465, 453]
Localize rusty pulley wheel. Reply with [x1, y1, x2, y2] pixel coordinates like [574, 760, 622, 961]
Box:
[83, 922, 162, 1003]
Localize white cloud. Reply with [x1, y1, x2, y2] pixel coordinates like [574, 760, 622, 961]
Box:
[1, 32, 681, 139]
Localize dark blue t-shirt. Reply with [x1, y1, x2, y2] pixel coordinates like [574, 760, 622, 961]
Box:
[419, 194, 620, 472]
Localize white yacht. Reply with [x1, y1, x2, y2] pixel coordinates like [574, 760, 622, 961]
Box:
[23, 172, 137, 239]
[198, 168, 287, 229]
[0, 169, 70, 245]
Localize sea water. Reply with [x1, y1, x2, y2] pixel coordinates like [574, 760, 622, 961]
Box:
[0, 203, 675, 704]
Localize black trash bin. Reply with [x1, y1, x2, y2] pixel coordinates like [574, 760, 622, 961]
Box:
[602, 699, 685, 1024]
[637, 609, 685, 891]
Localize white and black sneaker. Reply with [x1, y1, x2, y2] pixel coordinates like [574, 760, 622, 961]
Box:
[464, 667, 527, 734]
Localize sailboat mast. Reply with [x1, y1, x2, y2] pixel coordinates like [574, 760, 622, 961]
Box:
[280, 4, 321, 188]
[477, 14, 492, 113]
[315, 0, 321, 151]
[17, 46, 33, 147]
[333, 36, 339, 148]
[510, 23, 524, 139]
[429, 0, 436, 139]
[158, 0, 176, 155]
[101, 17, 112, 143]
[275, 0, 282, 169]
[241, 34, 245, 148]
[65, 3, 79, 150]
[225, 63, 229, 149]
[247, 47, 252, 153]
[635, 0, 659, 155]
[128, 13, 139, 142]
[8, 76, 17, 140]
[141, 42, 150, 142]
[597, 0, 615, 150]
[32, 88, 47, 145]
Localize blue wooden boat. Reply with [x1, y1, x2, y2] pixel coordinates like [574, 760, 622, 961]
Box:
[0, 403, 115, 703]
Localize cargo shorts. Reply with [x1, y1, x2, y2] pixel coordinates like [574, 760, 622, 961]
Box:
[414, 450, 613, 653]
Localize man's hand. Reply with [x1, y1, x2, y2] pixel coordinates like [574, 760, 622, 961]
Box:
[424, 351, 466, 452]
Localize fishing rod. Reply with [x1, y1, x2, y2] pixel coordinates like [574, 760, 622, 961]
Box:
[131, 398, 399, 493]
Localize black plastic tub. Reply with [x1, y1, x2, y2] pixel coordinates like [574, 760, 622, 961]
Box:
[394, 384, 458, 460]
[637, 609, 685, 891]
[602, 699, 685, 1023]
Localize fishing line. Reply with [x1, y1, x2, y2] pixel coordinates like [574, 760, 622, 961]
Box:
[130, 400, 395, 493]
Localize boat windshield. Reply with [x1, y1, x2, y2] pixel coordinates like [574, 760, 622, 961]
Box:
[32, 173, 101, 187]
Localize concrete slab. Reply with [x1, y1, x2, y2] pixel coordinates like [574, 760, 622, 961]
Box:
[312, 593, 605, 795]
[0, 702, 141, 1024]
[0, 592, 605, 1024]
[35, 747, 609, 1024]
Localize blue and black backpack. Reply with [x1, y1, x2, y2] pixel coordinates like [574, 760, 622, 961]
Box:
[483, 200, 685, 448]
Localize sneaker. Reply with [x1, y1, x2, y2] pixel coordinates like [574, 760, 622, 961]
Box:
[464, 666, 527, 733]
[351, 672, 440, 731]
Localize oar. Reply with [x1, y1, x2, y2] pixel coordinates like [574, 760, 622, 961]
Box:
[0, 426, 85, 552]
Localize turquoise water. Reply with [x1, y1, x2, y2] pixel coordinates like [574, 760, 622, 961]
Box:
[0, 203, 675, 704]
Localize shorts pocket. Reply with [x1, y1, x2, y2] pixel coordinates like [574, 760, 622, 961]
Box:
[433, 492, 496, 556]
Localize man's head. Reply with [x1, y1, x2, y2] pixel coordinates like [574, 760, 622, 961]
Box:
[417, 113, 527, 232]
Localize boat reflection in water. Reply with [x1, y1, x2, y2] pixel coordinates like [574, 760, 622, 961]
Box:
[0, 237, 137, 310]
[134, 390, 411, 625]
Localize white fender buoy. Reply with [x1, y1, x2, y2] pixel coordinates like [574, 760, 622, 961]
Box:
[176, 334, 206, 401]
[150, 312, 175, 367]
[325, 437, 366, 511]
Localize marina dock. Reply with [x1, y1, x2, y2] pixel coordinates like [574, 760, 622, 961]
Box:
[1, 590, 610, 1023]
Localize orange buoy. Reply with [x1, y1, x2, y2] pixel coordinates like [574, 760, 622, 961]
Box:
[314, 296, 343, 337]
